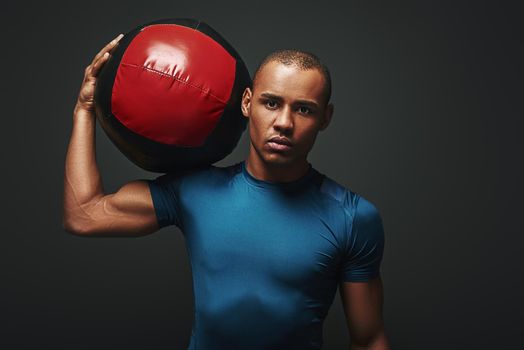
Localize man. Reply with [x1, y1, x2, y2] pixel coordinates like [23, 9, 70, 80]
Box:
[63, 34, 390, 349]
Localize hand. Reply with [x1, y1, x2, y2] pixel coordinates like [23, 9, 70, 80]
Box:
[74, 33, 124, 115]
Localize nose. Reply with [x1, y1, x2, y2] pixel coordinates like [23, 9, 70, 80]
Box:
[273, 106, 294, 135]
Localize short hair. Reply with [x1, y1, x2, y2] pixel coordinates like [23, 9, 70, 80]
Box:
[252, 49, 332, 104]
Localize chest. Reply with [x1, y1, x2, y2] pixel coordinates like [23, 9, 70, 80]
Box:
[182, 188, 347, 284]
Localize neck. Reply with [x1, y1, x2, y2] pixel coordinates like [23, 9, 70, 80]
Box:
[245, 146, 310, 183]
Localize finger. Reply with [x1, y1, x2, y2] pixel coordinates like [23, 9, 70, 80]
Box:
[93, 34, 124, 63]
[90, 33, 124, 68]
[91, 52, 110, 78]
[90, 33, 123, 68]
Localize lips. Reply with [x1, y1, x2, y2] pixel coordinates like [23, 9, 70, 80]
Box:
[266, 136, 293, 152]
[268, 136, 292, 146]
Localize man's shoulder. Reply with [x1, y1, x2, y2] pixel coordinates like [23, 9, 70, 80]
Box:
[204, 162, 244, 180]
[149, 162, 242, 191]
[315, 172, 380, 218]
[316, 172, 358, 206]
[315, 174, 384, 240]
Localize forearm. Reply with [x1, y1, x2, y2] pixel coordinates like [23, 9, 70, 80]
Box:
[350, 330, 390, 350]
[63, 106, 104, 229]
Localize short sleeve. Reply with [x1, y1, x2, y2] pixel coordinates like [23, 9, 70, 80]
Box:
[340, 195, 385, 282]
[147, 172, 185, 229]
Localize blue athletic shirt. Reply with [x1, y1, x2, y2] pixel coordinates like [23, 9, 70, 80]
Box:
[147, 160, 385, 349]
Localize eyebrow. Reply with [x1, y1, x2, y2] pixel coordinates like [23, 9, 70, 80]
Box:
[259, 92, 319, 109]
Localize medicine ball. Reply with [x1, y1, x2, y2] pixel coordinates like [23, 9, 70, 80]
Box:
[94, 18, 251, 173]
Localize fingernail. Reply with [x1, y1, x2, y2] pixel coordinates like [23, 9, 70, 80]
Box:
[116, 33, 124, 41]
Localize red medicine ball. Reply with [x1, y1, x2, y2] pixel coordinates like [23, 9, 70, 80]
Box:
[94, 18, 251, 173]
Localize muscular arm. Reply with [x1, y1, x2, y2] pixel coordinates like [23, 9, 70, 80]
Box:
[62, 35, 159, 237]
[339, 277, 390, 350]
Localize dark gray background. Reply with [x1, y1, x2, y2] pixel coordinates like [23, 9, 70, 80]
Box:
[2, 0, 522, 349]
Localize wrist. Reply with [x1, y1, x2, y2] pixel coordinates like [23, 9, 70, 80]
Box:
[73, 103, 95, 119]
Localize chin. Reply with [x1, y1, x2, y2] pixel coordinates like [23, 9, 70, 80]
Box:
[262, 152, 301, 167]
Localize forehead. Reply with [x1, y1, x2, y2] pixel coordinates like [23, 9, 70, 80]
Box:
[253, 61, 326, 103]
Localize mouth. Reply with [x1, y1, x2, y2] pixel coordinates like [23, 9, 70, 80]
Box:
[266, 136, 293, 151]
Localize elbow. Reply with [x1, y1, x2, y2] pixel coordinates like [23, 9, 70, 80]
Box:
[62, 200, 94, 235]
[62, 215, 90, 236]
[62, 219, 82, 235]
[350, 329, 390, 350]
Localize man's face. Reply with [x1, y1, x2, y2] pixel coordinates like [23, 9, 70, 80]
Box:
[241, 61, 333, 168]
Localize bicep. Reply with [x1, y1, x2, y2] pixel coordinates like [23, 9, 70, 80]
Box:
[339, 277, 385, 345]
[71, 180, 160, 237]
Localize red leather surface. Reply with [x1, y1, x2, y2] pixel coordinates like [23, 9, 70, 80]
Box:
[112, 24, 236, 146]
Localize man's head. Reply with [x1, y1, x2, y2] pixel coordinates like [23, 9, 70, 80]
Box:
[252, 50, 332, 105]
[241, 49, 334, 169]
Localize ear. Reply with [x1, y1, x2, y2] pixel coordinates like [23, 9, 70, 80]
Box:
[241, 87, 252, 118]
[319, 103, 334, 131]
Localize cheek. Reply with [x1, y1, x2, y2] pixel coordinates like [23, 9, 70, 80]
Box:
[248, 110, 272, 139]
[295, 125, 320, 147]
[247, 117, 264, 145]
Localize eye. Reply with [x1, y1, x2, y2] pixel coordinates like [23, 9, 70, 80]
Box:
[298, 106, 312, 115]
[265, 100, 278, 109]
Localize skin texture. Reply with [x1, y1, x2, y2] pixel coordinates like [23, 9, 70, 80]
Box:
[241, 60, 333, 182]
[340, 278, 390, 349]
[62, 38, 389, 348]
[62, 34, 159, 237]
